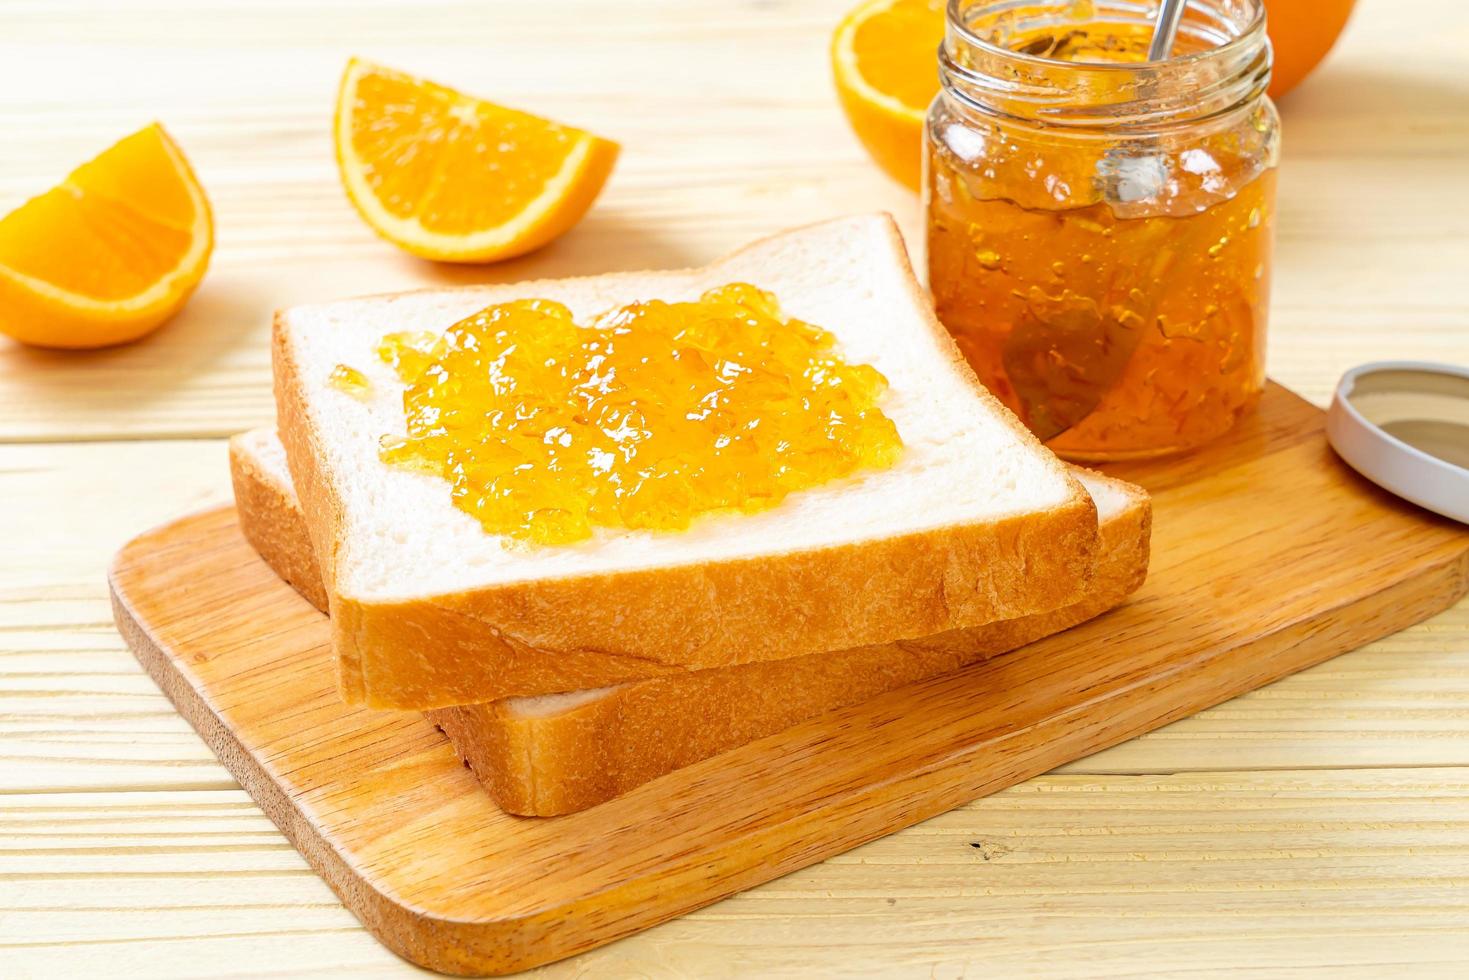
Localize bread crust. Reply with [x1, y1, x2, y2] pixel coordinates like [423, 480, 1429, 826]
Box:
[273, 214, 1100, 708]
[228, 434, 330, 613]
[232, 432, 1150, 816]
[434, 475, 1148, 816]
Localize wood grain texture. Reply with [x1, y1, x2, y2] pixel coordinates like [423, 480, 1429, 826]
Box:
[7, 770, 1469, 979]
[106, 386, 1469, 975]
[4, 0, 1469, 974]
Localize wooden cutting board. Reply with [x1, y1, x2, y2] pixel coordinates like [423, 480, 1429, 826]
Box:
[109, 383, 1469, 977]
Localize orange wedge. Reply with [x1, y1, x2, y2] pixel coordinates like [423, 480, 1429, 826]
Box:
[831, 0, 945, 190]
[0, 124, 213, 349]
[334, 58, 620, 263]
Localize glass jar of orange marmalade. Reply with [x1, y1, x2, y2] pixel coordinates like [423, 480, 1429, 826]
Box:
[926, 0, 1279, 460]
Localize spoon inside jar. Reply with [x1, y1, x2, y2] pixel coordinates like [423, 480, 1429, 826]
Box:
[1006, 0, 1195, 442]
[1004, 0, 1213, 445]
[1148, 0, 1189, 61]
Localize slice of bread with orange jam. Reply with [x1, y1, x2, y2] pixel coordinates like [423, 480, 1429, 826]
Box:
[271, 214, 1099, 709]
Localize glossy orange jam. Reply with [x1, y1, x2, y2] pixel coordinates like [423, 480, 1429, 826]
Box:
[927, 5, 1278, 459]
[359, 284, 902, 545]
[327, 363, 372, 400]
[930, 167, 1276, 451]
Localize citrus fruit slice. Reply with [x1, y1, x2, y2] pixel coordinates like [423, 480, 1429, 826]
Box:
[831, 0, 944, 191]
[334, 58, 620, 263]
[0, 124, 213, 349]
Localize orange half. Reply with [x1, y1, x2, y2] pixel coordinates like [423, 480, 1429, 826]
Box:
[0, 124, 213, 349]
[334, 58, 620, 263]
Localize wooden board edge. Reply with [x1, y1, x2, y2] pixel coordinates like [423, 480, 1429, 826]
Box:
[107, 513, 1469, 976]
[107, 563, 496, 978]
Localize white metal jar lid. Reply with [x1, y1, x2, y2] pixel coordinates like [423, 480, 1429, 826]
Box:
[1326, 361, 1469, 525]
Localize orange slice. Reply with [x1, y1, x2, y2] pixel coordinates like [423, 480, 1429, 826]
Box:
[0, 124, 213, 349]
[334, 58, 620, 263]
[831, 0, 945, 191]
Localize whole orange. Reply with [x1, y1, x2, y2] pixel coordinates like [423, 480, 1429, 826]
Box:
[1266, 0, 1356, 99]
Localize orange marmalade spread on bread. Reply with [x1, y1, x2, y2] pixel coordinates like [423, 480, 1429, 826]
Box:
[348, 284, 902, 545]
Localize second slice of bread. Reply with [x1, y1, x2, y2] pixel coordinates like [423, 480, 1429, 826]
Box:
[273, 214, 1099, 708]
[231, 428, 1150, 815]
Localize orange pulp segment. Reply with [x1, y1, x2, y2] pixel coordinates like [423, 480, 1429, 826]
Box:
[0, 123, 213, 349]
[334, 58, 620, 263]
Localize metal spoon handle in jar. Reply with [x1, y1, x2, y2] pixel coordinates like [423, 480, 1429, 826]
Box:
[1147, 0, 1188, 61]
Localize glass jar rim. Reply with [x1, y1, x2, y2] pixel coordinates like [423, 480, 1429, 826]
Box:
[945, 0, 1267, 74]
[939, 0, 1272, 129]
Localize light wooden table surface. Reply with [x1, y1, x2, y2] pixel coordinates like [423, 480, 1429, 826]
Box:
[3, 1, 1467, 976]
